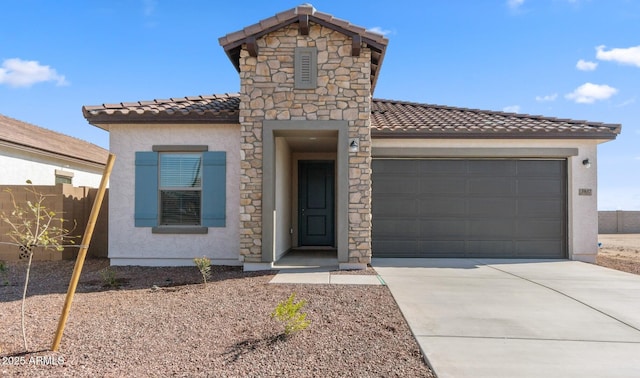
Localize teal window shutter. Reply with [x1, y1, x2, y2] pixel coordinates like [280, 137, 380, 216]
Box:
[135, 151, 159, 227]
[202, 151, 226, 227]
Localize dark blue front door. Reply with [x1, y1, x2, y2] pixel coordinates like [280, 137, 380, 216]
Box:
[298, 161, 335, 246]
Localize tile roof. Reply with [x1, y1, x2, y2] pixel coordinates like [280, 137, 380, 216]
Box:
[0, 114, 108, 166]
[83, 94, 621, 139]
[371, 99, 621, 139]
[218, 4, 388, 94]
[82, 94, 241, 127]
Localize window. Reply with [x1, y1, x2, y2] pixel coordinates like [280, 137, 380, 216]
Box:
[159, 153, 202, 226]
[55, 169, 73, 185]
[134, 148, 226, 231]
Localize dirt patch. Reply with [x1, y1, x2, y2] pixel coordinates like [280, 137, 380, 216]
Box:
[0, 258, 433, 377]
[596, 234, 640, 275]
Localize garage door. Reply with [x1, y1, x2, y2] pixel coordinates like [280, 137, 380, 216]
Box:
[371, 159, 566, 258]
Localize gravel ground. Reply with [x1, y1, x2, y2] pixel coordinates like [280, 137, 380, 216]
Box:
[0, 259, 433, 377]
[596, 234, 640, 275]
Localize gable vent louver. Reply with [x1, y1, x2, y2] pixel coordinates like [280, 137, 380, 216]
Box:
[295, 47, 317, 89]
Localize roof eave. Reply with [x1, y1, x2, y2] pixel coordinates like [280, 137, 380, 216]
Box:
[371, 130, 620, 140]
[0, 139, 107, 167]
[83, 112, 240, 127]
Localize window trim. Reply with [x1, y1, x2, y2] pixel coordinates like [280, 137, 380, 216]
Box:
[152, 226, 208, 234]
[135, 147, 225, 232]
[152, 145, 208, 152]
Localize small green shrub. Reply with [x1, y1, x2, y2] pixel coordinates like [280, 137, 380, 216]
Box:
[100, 267, 119, 288]
[271, 293, 310, 336]
[193, 256, 211, 286]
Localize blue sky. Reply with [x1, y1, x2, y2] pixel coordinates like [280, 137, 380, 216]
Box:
[1, 0, 638, 209]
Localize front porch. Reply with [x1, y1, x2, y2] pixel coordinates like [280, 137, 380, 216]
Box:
[244, 120, 359, 270]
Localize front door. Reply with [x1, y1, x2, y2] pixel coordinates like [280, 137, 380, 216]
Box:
[298, 161, 335, 246]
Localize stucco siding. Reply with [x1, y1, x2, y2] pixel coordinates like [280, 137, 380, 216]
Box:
[0, 147, 104, 187]
[274, 137, 292, 259]
[108, 123, 240, 266]
[373, 138, 603, 263]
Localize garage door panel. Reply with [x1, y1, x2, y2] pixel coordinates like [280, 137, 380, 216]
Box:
[516, 240, 564, 257]
[466, 240, 514, 256]
[373, 160, 418, 174]
[419, 160, 467, 174]
[518, 199, 564, 217]
[468, 198, 516, 217]
[518, 179, 563, 196]
[468, 178, 515, 195]
[469, 220, 516, 238]
[418, 241, 466, 256]
[419, 177, 467, 194]
[373, 198, 419, 217]
[372, 159, 566, 259]
[420, 220, 466, 237]
[372, 240, 421, 257]
[516, 220, 563, 238]
[468, 160, 516, 175]
[375, 177, 420, 194]
[517, 160, 563, 176]
[373, 219, 419, 238]
[420, 198, 466, 216]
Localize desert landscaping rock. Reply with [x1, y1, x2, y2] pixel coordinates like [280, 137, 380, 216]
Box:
[0, 259, 433, 377]
[596, 234, 640, 275]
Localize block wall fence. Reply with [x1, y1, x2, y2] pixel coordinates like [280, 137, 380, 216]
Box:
[599, 211, 640, 234]
[0, 184, 108, 261]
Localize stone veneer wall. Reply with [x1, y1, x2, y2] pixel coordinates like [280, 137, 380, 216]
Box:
[238, 23, 372, 264]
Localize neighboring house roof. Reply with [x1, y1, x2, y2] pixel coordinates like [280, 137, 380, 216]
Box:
[218, 4, 388, 94]
[0, 114, 108, 166]
[83, 95, 621, 140]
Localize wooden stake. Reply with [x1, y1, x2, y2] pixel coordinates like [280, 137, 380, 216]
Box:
[52, 154, 115, 351]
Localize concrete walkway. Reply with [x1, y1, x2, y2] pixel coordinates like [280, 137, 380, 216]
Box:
[372, 258, 640, 378]
[270, 268, 383, 285]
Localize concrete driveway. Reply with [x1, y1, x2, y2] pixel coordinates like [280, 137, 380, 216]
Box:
[372, 259, 640, 378]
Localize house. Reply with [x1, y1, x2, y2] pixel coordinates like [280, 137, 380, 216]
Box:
[0, 113, 108, 187]
[82, 4, 620, 269]
[0, 114, 109, 260]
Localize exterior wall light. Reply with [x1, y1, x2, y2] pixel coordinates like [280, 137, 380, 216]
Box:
[582, 158, 591, 168]
[349, 138, 359, 152]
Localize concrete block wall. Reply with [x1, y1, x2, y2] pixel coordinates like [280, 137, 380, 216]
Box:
[599, 211, 640, 234]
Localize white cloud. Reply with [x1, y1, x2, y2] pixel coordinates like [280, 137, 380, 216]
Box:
[507, 0, 525, 10]
[503, 105, 521, 113]
[535, 93, 558, 102]
[0, 58, 68, 88]
[596, 45, 640, 67]
[367, 26, 392, 36]
[565, 82, 617, 104]
[576, 59, 598, 71]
